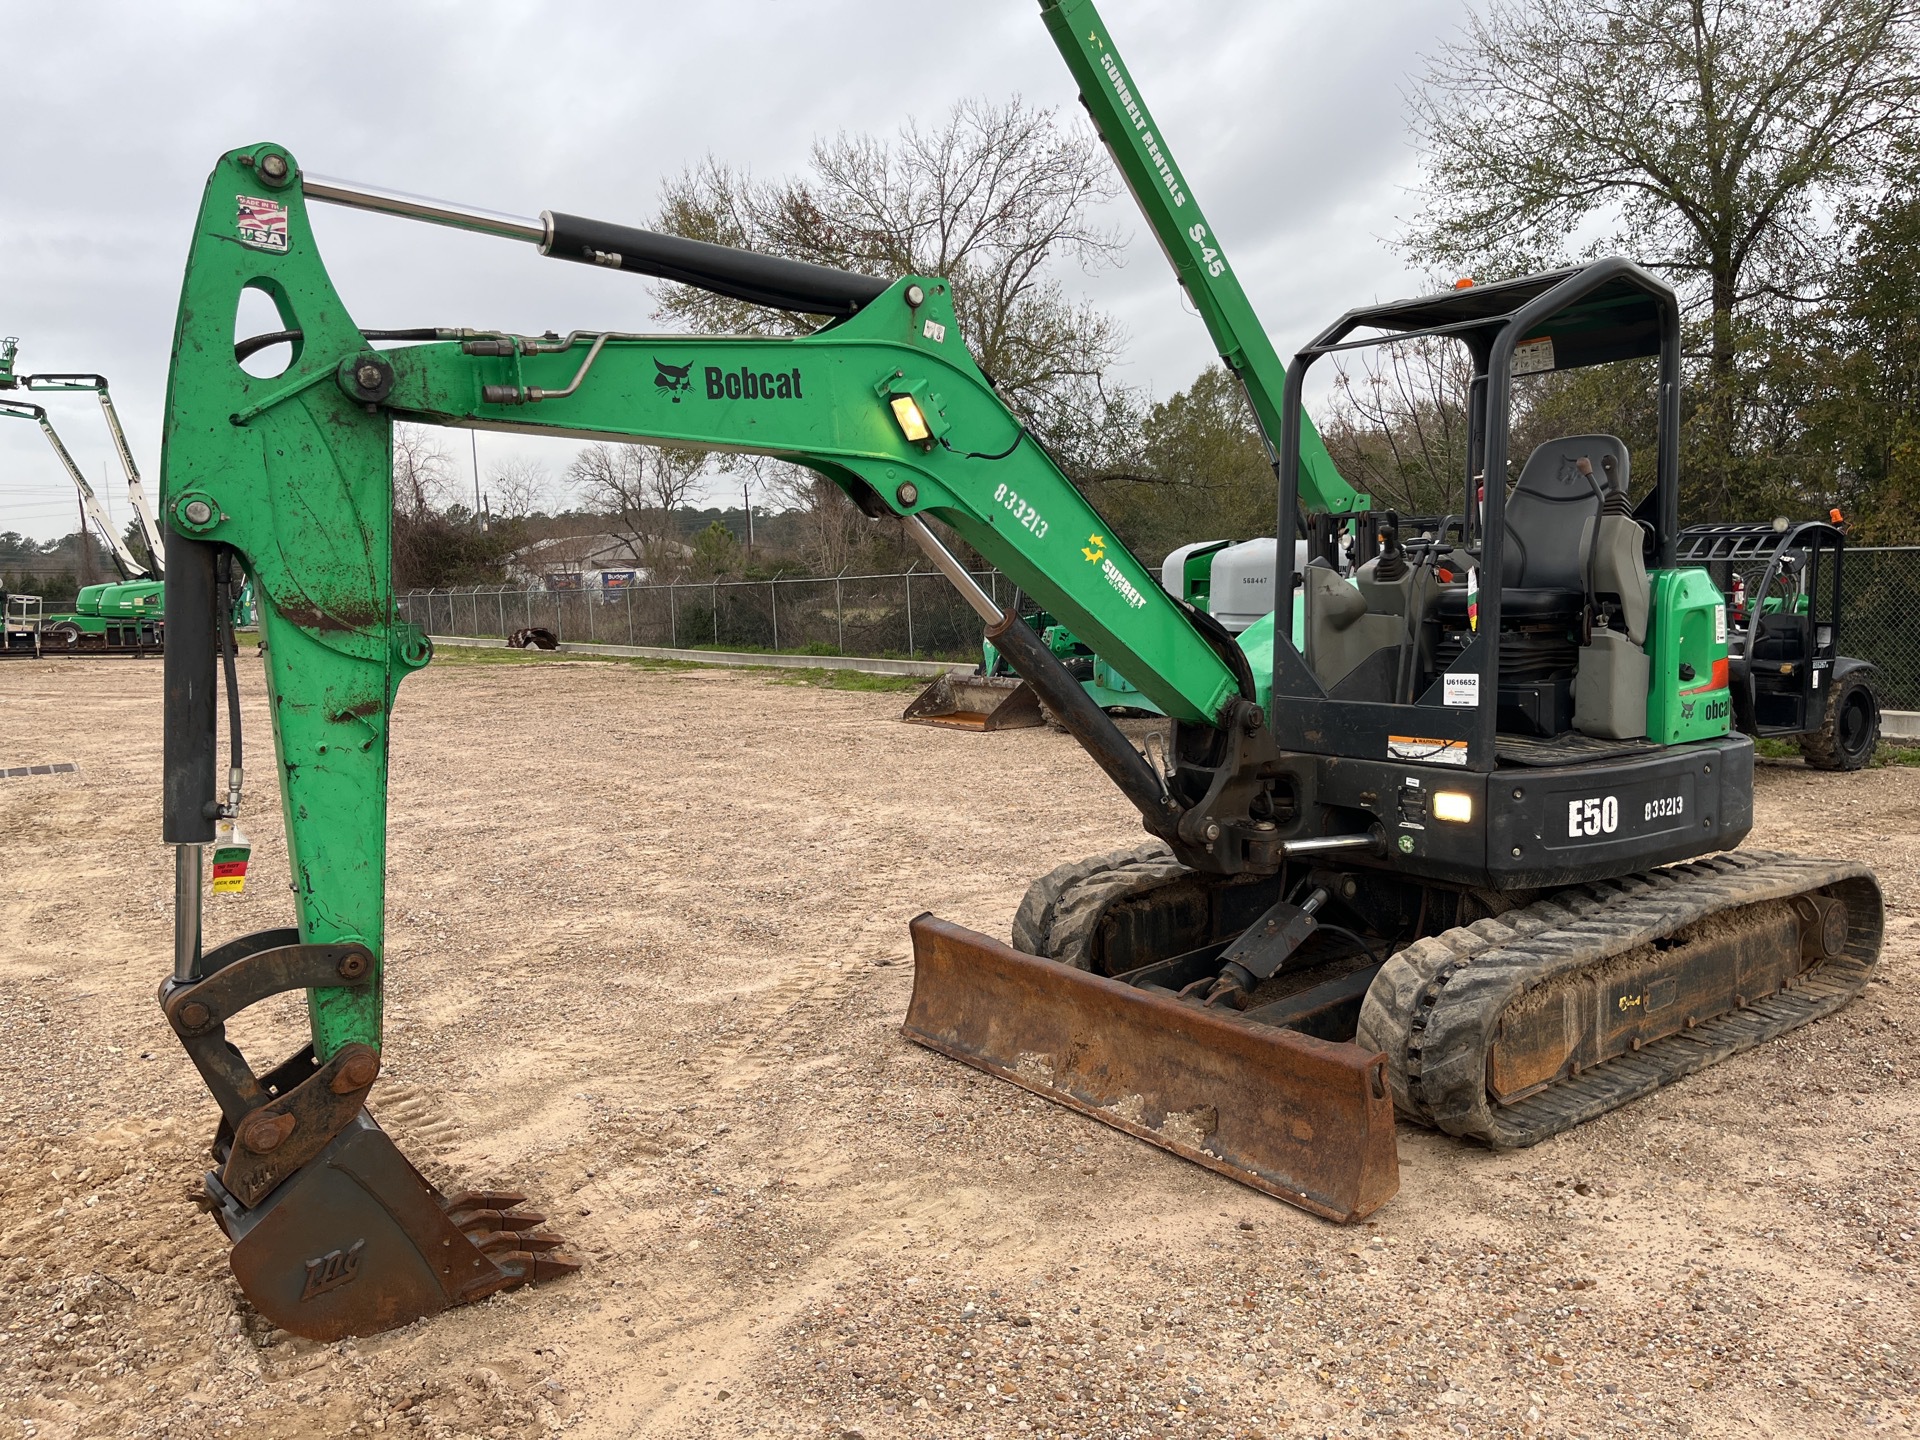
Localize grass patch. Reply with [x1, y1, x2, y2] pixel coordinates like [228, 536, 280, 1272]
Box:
[1753, 734, 1920, 767]
[767, 667, 929, 693]
[424, 642, 698, 673]
[417, 638, 927, 690]
[673, 640, 970, 663]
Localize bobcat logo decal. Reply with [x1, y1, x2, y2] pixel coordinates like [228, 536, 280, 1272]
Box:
[654, 358, 693, 402]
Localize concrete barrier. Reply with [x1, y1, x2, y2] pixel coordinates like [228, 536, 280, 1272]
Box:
[429, 633, 970, 679]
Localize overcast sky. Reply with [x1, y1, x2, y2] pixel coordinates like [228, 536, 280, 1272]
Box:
[0, 0, 1464, 541]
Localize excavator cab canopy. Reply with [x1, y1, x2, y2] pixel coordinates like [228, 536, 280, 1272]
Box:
[1270, 258, 1689, 776]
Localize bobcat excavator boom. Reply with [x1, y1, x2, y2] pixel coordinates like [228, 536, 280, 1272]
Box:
[158, 134, 1343, 1338]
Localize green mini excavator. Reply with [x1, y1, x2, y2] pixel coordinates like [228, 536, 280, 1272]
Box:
[154, 0, 1879, 1340]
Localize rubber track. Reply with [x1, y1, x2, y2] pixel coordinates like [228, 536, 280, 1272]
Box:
[1011, 841, 1181, 971]
[1354, 850, 1883, 1148]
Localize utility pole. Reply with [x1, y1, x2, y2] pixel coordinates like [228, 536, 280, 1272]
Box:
[471, 432, 485, 531]
[76, 492, 93, 588]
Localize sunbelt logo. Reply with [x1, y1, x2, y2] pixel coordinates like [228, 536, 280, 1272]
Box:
[705, 365, 805, 401]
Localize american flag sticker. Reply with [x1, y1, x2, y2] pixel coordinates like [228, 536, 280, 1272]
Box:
[236, 194, 290, 253]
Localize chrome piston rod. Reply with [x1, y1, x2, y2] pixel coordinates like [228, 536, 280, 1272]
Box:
[304, 174, 548, 245]
[172, 846, 203, 983]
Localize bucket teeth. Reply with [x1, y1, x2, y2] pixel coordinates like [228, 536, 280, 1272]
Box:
[497, 1251, 583, 1284]
[469, 1228, 570, 1255]
[443, 1189, 528, 1212]
[445, 1191, 578, 1283]
[447, 1204, 547, 1230]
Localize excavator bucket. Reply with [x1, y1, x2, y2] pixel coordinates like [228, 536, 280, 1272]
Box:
[901, 672, 1047, 731]
[159, 933, 577, 1341]
[212, 1111, 576, 1342]
[902, 916, 1399, 1222]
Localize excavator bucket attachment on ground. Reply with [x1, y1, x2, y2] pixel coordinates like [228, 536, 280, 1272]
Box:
[159, 932, 578, 1340]
[214, 1111, 578, 1342]
[901, 672, 1046, 731]
[902, 915, 1399, 1222]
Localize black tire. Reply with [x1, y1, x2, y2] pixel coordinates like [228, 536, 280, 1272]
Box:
[1801, 670, 1880, 771]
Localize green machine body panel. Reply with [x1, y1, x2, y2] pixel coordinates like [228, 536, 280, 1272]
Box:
[1644, 569, 1733, 745]
[1039, 0, 1365, 517]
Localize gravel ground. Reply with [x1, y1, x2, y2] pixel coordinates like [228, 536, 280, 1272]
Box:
[0, 652, 1914, 1440]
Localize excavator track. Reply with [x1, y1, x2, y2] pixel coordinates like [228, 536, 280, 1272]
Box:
[1011, 841, 1187, 968]
[1011, 846, 1882, 1155]
[1356, 850, 1882, 1147]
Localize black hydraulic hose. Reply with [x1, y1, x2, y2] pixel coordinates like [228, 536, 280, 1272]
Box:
[1315, 923, 1382, 970]
[942, 428, 1027, 463]
[233, 327, 445, 363]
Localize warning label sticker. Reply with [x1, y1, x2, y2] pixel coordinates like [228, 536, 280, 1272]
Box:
[1388, 735, 1469, 766]
[236, 194, 289, 252]
[1513, 336, 1555, 376]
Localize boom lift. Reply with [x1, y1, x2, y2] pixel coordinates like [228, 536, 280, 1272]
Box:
[155, 0, 1878, 1342]
[1, 340, 166, 652]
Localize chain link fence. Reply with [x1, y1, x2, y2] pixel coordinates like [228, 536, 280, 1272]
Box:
[1838, 548, 1920, 711]
[404, 548, 1920, 708]
[401, 568, 1012, 662]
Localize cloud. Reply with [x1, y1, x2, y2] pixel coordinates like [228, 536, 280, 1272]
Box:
[0, 0, 1459, 537]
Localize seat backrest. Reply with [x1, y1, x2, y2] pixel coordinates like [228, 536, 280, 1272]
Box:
[1502, 435, 1630, 590]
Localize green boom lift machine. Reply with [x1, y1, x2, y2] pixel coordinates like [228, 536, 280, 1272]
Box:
[0, 339, 167, 653]
[153, 0, 1879, 1339]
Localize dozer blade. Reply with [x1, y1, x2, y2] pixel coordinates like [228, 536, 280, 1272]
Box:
[902, 915, 1398, 1222]
[212, 1110, 579, 1342]
[901, 672, 1046, 731]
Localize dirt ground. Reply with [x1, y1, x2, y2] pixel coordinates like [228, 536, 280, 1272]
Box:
[1, 652, 1915, 1440]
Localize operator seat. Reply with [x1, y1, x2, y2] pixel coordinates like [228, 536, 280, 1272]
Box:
[1435, 436, 1632, 735]
[1438, 435, 1627, 627]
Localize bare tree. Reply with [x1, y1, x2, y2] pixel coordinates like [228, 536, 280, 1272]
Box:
[486, 457, 555, 520]
[392, 425, 455, 521]
[1319, 340, 1477, 518]
[656, 99, 1126, 420]
[1405, 0, 1920, 512]
[653, 95, 1133, 573]
[567, 442, 708, 577]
